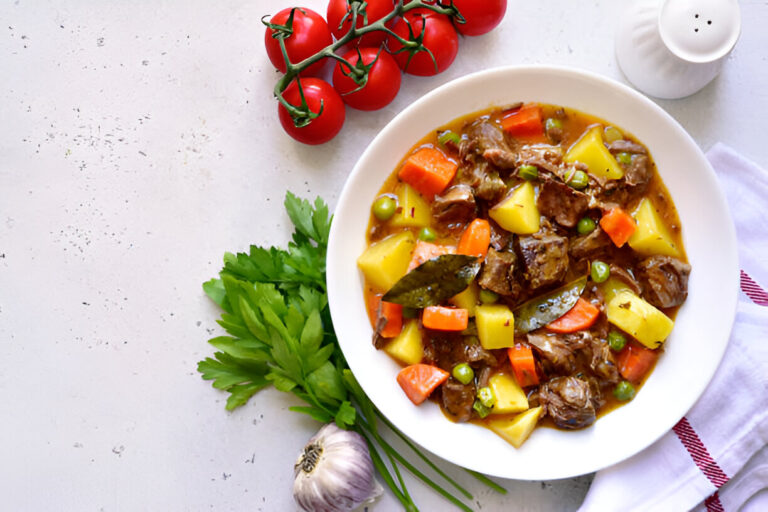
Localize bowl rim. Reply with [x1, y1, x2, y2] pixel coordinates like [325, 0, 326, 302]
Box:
[327, 64, 739, 480]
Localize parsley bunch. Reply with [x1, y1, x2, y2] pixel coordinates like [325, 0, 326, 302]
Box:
[198, 192, 504, 511]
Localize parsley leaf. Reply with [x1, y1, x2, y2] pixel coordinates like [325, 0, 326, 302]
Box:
[197, 191, 494, 511]
[198, 193, 343, 417]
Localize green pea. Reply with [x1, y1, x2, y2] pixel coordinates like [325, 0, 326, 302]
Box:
[402, 307, 419, 319]
[477, 386, 496, 408]
[617, 152, 632, 166]
[473, 400, 491, 419]
[438, 130, 461, 146]
[518, 164, 539, 181]
[591, 260, 611, 283]
[372, 196, 396, 221]
[418, 227, 436, 241]
[545, 118, 563, 132]
[568, 170, 589, 190]
[604, 126, 623, 143]
[613, 380, 636, 401]
[608, 330, 627, 351]
[452, 363, 474, 385]
[577, 217, 597, 235]
[479, 289, 499, 304]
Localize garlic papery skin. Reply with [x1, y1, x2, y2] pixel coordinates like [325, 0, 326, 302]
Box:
[293, 423, 383, 512]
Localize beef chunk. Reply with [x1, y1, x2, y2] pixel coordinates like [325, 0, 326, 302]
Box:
[608, 140, 647, 155]
[489, 220, 512, 251]
[517, 145, 565, 176]
[569, 227, 612, 260]
[432, 184, 476, 228]
[519, 144, 564, 163]
[464, 339, 499, 367]
[593, 154, 651, 206]
[441, 379, 476, 422]
[478, 248, 521, 297]
[474, 167, 507, 201]
[476, 366, 492, 388]
[464, 119, 511, 155]
[483, 144, 564, 175]
[483, 148, 518, 169]
[537, 179, 589, 228]
[586, 337, 620, 384]
[539, 376, 600, 430]
[457, 161, 507, 201]
[527, 332, 576, 374]
[518, 232, 569, 290]
[609, 265, 642, 295]
[423, 333, 498, 371]
[624, 154, 651, 188]
[636, 255, 691, 308]
[527, 332, 590, 374]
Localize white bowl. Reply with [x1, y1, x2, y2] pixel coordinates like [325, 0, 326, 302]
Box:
[327, 65, 738, 480]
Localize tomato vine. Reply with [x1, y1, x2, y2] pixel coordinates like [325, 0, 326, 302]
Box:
[264, 1, 461, 126]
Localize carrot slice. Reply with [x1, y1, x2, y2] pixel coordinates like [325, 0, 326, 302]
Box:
[377, 301, 403, 338]
[617, 341, 658, 383]
[398, 147, 458, 198]
[422, 306, 469, 331]
[600, 207, 637, 248]
[408, 240, 455, 271]
[500, 103, 545, 141]
[546, 298, 600, 333]
[457, 218, 491, 259]
[508, 343, 539, 387]
[367, 293, 382, 329]
[397, 364, 450, 405]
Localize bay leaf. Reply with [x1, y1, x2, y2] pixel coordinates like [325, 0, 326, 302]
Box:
[513, 276, 588, 334]
[382, 254, 480, 308]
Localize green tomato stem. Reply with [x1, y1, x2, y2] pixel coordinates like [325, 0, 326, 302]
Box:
[271, 0, 459, 125]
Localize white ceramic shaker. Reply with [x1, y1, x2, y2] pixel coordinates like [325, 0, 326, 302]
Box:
[614, 0, 741, 99]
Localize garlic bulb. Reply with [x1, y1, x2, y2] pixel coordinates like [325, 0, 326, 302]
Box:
[293, 423, 383, 512]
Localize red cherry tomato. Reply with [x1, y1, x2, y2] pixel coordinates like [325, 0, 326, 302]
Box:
[327, 0, 395, 46]
[387, 9, 459, 76]
[264, 8, 333, 76]
[445, 0, 507, 36]
[332, 48, 402, 111]
[278, 78, 346, 145]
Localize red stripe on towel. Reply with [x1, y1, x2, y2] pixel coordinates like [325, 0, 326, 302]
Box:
[741, 270, 768, 306]
[673, 417, 730, 488]
[704, 491, 725, 512]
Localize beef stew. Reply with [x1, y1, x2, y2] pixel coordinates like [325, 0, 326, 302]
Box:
[357, 103, 690, 448]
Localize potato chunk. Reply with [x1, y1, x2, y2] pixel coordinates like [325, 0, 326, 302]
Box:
[390, 184, 432, 228]
[357, 231, 416, 291]
[489, 182, 540, 235]
[384, 320, 423, 365]
[628, 198, 680, 257]
[488, 373, 528, 414]
[475, 304, 516, 349]
[564, 126, 624, 180]
[487, 406, 543, 448]
[606, 289, 674, 349]
[450, 282, 479, 316]
[600, 277, 632, 303]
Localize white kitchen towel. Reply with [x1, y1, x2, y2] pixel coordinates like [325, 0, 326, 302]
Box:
[578, 143, 768, 512]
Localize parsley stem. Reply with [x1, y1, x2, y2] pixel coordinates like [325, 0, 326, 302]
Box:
[375, 409, 474, 500]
